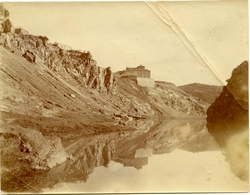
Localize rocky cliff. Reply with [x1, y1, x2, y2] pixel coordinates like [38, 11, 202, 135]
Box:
[14, 34, 115, 94]
[206, 61, 248, 182]
[2, 25, 209, 118]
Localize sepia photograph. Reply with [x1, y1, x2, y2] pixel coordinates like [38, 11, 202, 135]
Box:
[0, 1, 248, 193]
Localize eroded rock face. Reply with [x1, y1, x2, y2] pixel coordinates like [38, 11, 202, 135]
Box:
[22, 50, 36, 63]
[11, 33, 116, 94]
[206, 61, 249, 182]
[2, 3, 114, 94]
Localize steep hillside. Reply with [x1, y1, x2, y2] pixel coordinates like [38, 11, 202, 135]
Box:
[179, 83, 223, 104]
[1, 31, 208, 118]
[0, 45, 155, 118]
[148, 81, 208, 117]
[111, 77, 208, 117]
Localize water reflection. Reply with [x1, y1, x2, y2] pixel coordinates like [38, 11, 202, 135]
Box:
[207, 86, 249, 182]
[51, 150, 247, 193]
[2, 118, 248, 193]
[114, 119, 219, 170]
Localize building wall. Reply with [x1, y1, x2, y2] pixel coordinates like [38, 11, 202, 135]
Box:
[15, 28, 28, 35]
[137, 77, 155, 88]
[121, 75, 154, 88]
[68, 50, 82, 57]
[14, 28, 21, 33]
[124, 69, 150, 78]
[57, 43, 72, 50]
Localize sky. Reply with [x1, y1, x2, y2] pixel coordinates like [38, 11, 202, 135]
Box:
[3, 1, 248, 86]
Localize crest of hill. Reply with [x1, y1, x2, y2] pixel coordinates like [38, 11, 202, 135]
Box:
[178, 83, 223, 104]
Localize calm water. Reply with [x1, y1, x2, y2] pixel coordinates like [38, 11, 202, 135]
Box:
[3, 119, 249, 193]
[43, 150, 247, 193]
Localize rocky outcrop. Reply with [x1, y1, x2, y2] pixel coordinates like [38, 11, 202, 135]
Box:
[206, 61, 248, 182]
[207, 61, 248, 142]
[226, 61, 248, 109]
[22, 49, 36, 63]
[10, 32, 116, 94]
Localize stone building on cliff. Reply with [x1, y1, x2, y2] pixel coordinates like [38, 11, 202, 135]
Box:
[14, 27, 28, 35]
[121, 65, 154, 88]
[53, 42, 72, 50]
[124, 65, 151, 78]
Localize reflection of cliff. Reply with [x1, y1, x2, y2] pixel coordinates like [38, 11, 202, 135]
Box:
[207, 61, 249, 182]
[51, 139, 115, 182]
[2, 119, 218, 192]
[141, 119, 218, 154]
[1, 118, 158, 193]
[2, 137, 116, 192]
[115, 157, 148, 170]
[113, 119, 218, 168]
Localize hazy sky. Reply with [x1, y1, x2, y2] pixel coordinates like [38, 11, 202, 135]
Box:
[3, 1, 248, 86]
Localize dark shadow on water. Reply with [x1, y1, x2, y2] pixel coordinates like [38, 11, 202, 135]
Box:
[207, 86, 249, 182]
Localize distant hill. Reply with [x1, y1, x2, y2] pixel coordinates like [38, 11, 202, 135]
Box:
[116, 78, 208, 117]
[178, 83, 223, 104]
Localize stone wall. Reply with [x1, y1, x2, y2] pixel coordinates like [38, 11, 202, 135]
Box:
[124, 65, 151, 78]
[137, 77, 155, 88]
[14, 27, 28, 35]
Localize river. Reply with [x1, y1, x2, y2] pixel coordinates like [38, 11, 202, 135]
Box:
[3, 118, 249, 193]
